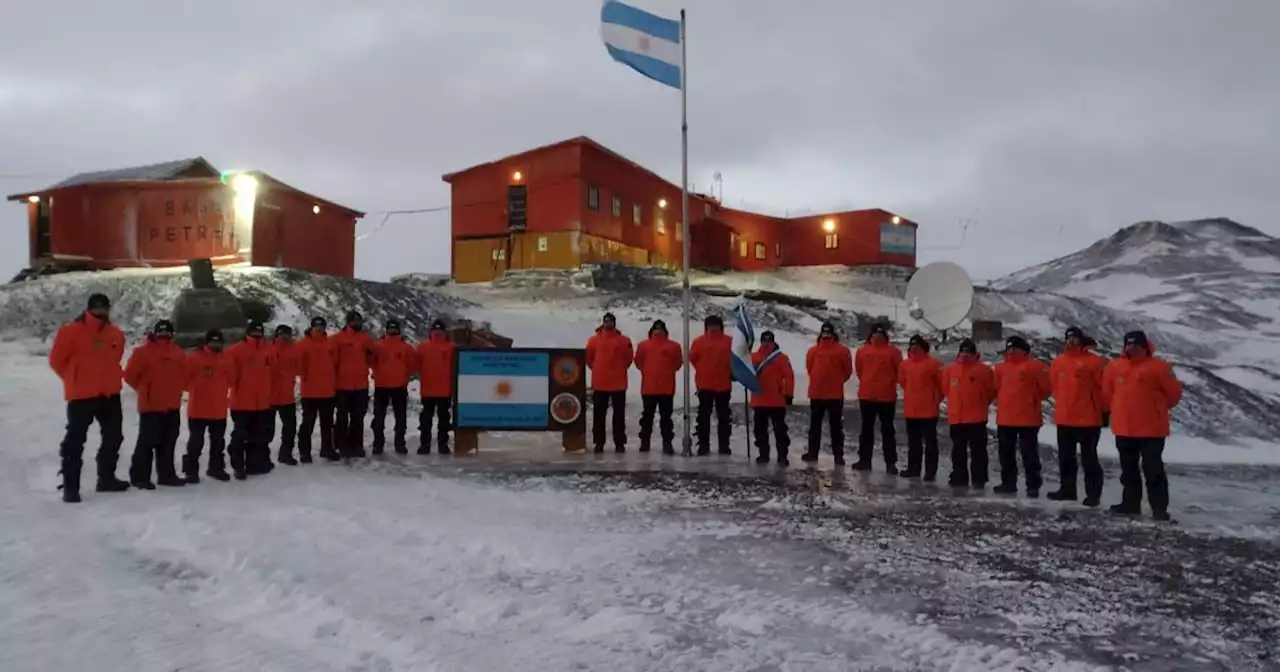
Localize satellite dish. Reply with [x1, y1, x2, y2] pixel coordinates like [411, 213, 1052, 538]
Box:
[904, 261, 974, 333]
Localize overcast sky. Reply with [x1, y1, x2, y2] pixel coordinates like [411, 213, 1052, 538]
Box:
[2, 0, 1277, 282]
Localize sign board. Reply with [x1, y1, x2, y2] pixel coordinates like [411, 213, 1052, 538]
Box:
[452, 348, 587, 432]
[879, 223, 916, 255]
[971, 320, 1003, 342]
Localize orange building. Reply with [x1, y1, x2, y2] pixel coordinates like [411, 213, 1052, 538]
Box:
[444, 136, 918, 283]
[7, 157, 364, 278]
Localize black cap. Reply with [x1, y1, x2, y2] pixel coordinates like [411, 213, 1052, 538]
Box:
[345, 310, 363, 324]
[430, 319, 447, 331]
[649, 319, 667, 335]
[310, 316, 327, 329]
[760, 330, 776, 343]
[205, 329, 224, 344]
[820, 322, 836, 336]
[1123, 330, 1150, 351]
[958, 338, 977, 354]
[1005, 335, 1031, 353]
[602, 312, 617, 324]
[1064, 326, 1085, 341]
[869, 323, 889, 339]
[908, 334, 929, 352]
[275, 324, 293, 336]
[705, 315, 724, 328]
[153, 319, 174, 335]
[247, 321, 265, 336]
[386, 319, 402, 332]
[87, 293, 110, 310]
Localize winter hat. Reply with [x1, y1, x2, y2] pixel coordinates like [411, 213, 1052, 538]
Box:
[246, 321, 265, 337]
[819, 322, 837, 338]
[649, 319, 668, 336]
[958, 338, 977, 355]
[868, 323, 889, 341]
[908, 334, 930, 353]
[345, 310, 363, 324]
[385, 318, 402, 333]
[205, 329, 225, 345]
[1123, 330, 1151, 352]
[310, 316, 327, 329]
[275, 324, 293, 336]
[602, 312, 617, 326]
[1005, 335, 1031, 353]
[705, 315, 724, 329]
[430, 318, 447, 331]
[760, 330, 776, 343]
[87, 293, 111, 310]
[1064, 326, 1085, 342]
[153, 319, 175, 336]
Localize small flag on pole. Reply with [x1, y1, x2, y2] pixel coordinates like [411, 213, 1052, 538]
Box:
[730, 298, 761, 393]
[600, 0, 683, 90]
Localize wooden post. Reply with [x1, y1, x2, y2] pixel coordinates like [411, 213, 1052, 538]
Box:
[562, 430, 586, 453]
[455, 429, 480, 456]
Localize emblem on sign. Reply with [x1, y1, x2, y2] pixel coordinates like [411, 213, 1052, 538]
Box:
[553, 357, 581, 386]
[550, 392, 582, 424]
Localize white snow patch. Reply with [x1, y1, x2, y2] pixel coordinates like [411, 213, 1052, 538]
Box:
[1037, 425, 1280, 465]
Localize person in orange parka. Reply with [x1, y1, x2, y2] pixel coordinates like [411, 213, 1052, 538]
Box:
[689, 314, 733, 456]
[297, 316, 339, 461]
[371, 318, 415, 455]
[1047, 326, 1108, 506]
[750, 330, 795, 465]
[940, 338, 996, 488]
[415, 319, 456, 455]
[634, 319, 683, 455]
[853, 323, 904, 473]
[1102, 330, 1182, 521]
[802, 321, 854, 464]
[184, 329, 234, 483]
[993, 336, 1051, 497]
[49, 292, 129, 502]
[268, 325, 302, 466]
[123, 319, 187, 490]
[332, 310, 376, 458]
[227, 321, 277, 479]
[898, 334, 944, 481]
[586, 312, 635, 453]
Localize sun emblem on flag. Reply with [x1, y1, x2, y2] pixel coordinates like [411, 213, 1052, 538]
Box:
[638, 36, 651, 53]
[493, 380, 513, 399]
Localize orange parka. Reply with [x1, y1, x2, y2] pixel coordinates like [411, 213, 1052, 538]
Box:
[690, 331, 734, 392]
[750, 345, 795, 408]
[993, 352, 1051, 427]
[586, 326, 635, 392]
[898, 351, 944, 419]
[1050, 345, 1108, 427]
[186, 347, 232, 420]
[855, 340, 903, 402]
[373, 335, 417, 389]
[332, 327, 375, 392]
[941, 358, 996, 425]
[227, 336, 276, 412]
[1102, 346, 1182, 438]
[806, 338, 854, 400]
[48, 312, 126, 401]
[297, 332, 338, 399]
[269, 339, 302, 407]
[634, 331, 683, 396]
[123, 336, 188, 412]
[415, 332, 456, 399]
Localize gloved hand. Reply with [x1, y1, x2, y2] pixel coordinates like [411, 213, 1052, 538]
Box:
[1101, 412, 1110, 428]
[785, 396, 794, 407]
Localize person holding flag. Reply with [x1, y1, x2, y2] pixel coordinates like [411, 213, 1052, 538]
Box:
[750, 330, 794, 465]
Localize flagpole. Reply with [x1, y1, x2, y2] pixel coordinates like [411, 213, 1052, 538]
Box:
[679, 8, 693, 458]
[744, 388, 751, 461]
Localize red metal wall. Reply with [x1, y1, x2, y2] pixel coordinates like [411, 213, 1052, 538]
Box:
[578, 143, 696, 267]
[782, 209, 918, 268]
[251, 187, 357, 277]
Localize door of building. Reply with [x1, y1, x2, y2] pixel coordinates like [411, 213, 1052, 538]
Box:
[34, 201, 52, 257]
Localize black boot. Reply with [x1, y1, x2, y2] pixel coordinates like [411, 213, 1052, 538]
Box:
[1152, 510, 1172, 522]
[205, 470, 230, 482]
[156, 474, 186, 487]
[1109, 503, 1141, 516]
[417, 444, 431, 455]
[1082, 495, 1100, 507]
[639, 441, 651, 453]
[394, 445, 408, 455]
[96, 475, 130, 493]
[993, 483, 1018, 495]
[278, 452, 299, 466]
[59, 461, 82, 503]
[662, 442, 675, 455]
[850, 460, 872, 471]
[801, 451, 819, 462]
[1046, 489, 1076, 502]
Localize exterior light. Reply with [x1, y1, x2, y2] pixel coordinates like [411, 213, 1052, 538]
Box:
[891, 215, 901, 225]
[512, 171, 523, 183]
[27, 195, 39, 204]
[822, 218, 836, 233]
[231, 174, 259, 195]
[312, 204, 321, 215]
[658, 199, 668, 209]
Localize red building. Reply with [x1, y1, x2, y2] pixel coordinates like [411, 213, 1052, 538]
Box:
[7, 157, 364, 278]
[444, 136, 918, 283]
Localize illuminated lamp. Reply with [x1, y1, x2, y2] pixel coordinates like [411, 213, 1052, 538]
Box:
[891, 215, 901, 225]
[312, 205, 321, 215]
[658, 198, 667, 209]
[511, 171, 523, 183]
[822, 218, 836, 233]
[27, 195, 39, 204]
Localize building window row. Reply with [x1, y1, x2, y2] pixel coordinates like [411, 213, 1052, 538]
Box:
[824, 233, 839, 249]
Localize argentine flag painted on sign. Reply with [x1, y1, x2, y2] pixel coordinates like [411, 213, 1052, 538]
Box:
[601, 0, 682, 90]
[730, 298, 761, 394]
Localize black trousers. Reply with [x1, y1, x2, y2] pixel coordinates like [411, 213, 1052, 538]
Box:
[638, 394, 675, 450]
[807, 399, 845, 458]
[185, 418, 228, 476]
[130, 410, 181, 482]
[334, 389, 370, 456]
[592, 390, 627, 450]
[269, 403, 298, 459]
[371, 387, 409, 450]
[230, 410, 273, 475]
[419, 396, 453, 451]
[60, 394, 124, 491]
[299, 397, 335, 459]
[1056, 426, 1103, 499]
[858, 401, 898, 467]
[752, 406, 790, 460]
[948, 422, 989, 486]
[997, 426, 1043, 491]
[904, 417, 940, 477]
[695, 390, 732, 454]
[1116, 437, 1169, 512]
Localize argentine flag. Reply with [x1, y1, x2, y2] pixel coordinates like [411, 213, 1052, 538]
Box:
[730, 298, 762, 394]
[601, 1, 682, 90]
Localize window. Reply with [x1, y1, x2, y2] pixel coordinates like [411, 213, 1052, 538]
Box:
[775, 243, 783, 258]
[824, 233, 839, 249]
[656, 213, 666, 235]
[587, 186, 599, 210]
[537, 236, 548, 252]
[491, 248, 506, 261]
[754, 242, 766, 260]
[611, 196, 621, 218]
[632, 204, 641, 225]
[739, 240, 748, 258]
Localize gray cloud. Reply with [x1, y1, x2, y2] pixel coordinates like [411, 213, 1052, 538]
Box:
[2, 0, 1277, 282]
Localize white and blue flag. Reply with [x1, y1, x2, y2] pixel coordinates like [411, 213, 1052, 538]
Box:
[730, 298, 761, 394]
[601, 0, 682, 90]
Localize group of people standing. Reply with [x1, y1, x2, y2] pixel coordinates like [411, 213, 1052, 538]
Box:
[49, 293, 457, 503]
[585, 314, 1183, 520]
